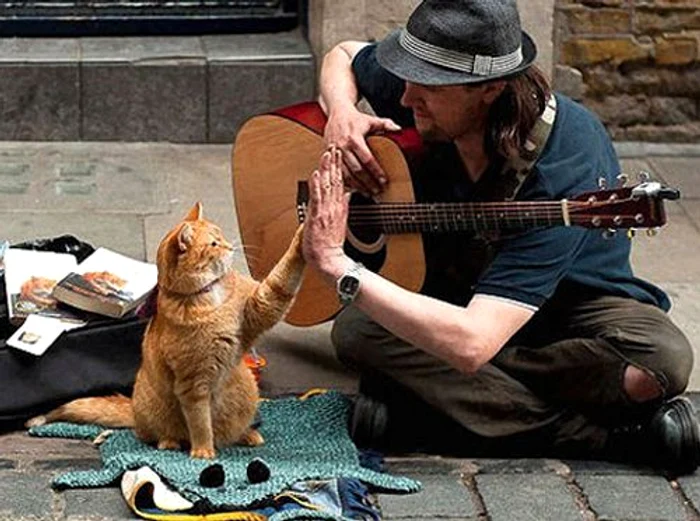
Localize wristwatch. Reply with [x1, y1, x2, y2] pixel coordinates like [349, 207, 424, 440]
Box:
[336, 261, 363, 306]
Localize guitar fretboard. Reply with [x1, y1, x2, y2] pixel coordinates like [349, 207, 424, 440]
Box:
[348, 201, 568, 234]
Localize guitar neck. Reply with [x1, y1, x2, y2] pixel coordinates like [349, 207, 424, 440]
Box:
[348, 201, 569, 234]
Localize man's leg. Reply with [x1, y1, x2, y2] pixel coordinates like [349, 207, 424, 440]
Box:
[331, 306, 607, 457]
[490, 293, 699, 474]
[493, 294, 693, 423]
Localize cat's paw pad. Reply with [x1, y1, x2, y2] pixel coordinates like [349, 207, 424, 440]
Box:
[157, 439, 182, 451]
[190, 447, 216, 459]
[239, 429, 264, 447]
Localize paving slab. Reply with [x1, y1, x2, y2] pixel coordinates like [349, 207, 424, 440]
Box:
[0, 470, 55, 517]
[681, 199, 700, 231]
[141, 144, 236, 262]
[0, 142, 170, 214]
[64, 488, 135, 520]
[629, 200, 700, 282]
[256, 321, 357, 396]
[476, 473, 582, 521]
[0, 212, 146, 260]
[575, 474, 685, 521]
[649, 158, 700, 200]
[377, 473, 476, 519]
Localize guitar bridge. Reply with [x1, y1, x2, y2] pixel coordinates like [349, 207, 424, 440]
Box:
[296, 181, 309, 223]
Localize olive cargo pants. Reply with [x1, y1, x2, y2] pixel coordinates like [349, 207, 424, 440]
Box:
[332, 292, 693, 456]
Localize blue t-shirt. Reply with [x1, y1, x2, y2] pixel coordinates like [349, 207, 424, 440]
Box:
[352, 44, 669, 311]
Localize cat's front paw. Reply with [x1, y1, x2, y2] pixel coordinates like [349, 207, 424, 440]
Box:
[190, 446, 216, 459]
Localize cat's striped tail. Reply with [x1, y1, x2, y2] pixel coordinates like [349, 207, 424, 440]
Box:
[25, 394, 134, 428]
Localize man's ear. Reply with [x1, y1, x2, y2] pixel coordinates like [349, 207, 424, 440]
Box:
[481, 80, 507, 105]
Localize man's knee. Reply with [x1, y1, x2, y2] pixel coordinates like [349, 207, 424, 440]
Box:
[657, 327, 694, 397]
[631, 315, 694, 398]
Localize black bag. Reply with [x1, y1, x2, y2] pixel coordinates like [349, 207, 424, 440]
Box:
[0, 235, 147, 427]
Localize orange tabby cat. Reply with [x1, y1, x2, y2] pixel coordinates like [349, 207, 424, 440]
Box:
[27, 202, 305, 459]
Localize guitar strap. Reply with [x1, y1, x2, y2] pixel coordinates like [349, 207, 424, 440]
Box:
[500, 94, 558, 201]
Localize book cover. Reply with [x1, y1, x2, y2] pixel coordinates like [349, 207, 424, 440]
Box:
[7, 314, 85, 356]
[4, 248, 80, 324]
[53, 248, 157, 318]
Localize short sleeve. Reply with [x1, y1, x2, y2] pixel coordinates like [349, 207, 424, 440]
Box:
[474, 226, 589, 309]
[351, 44, 414, 128]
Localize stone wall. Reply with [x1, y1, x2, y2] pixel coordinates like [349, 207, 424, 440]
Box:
[554, 0, 700, 142]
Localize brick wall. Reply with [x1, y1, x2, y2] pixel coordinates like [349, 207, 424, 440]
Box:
[553, 0, 700, 142]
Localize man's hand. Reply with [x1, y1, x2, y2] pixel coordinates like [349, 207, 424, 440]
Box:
[302, 146, 352, 282]
[324, 106, 400, 196]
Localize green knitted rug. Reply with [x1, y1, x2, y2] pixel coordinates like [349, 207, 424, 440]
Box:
[29, 391, 420, 514]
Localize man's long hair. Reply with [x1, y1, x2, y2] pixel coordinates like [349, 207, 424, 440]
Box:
[485, 65, 552, 161]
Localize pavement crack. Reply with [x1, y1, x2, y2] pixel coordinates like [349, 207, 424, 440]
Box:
[547, 460, 598, 521]
[462, 473, 490, 520]
[669, 478, 700, 521]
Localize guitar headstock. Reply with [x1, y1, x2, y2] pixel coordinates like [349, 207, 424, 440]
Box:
[568, 180, 680, 231]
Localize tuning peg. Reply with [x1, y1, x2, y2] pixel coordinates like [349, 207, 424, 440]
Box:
[638, 171, 651, 183]
[598, 177, 607, 189]
[616, 173, 629, 187]
[646, 228, 659, 237]
[627, 229, 636, 240]
[602, 229, 617, 240]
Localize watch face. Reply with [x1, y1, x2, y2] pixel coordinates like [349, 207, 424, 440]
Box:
[339, 276, 360, 296]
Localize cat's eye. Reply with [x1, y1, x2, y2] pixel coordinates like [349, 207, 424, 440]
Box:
[211, 241, 219, 247]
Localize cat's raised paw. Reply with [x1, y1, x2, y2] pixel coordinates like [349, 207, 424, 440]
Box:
[239, 428, 264, 447]
[190, 446, 216, 459]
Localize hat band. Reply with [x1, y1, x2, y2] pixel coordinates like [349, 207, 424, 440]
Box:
[399, 30, 523, 76]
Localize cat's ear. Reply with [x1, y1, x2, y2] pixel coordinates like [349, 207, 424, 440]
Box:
[177, 223, 194, 252]
[184, 202, 203, 221]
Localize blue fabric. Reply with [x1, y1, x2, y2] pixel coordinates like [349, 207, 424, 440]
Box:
[351, 44, 669, 311]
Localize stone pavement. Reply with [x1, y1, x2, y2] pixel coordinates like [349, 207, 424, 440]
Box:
[1, 140, 700, 520]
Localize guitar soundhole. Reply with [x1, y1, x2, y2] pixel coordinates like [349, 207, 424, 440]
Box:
[344, 192, 386, 273]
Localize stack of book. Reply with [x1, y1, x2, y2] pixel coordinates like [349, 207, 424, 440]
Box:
[2, 246, 157, 356]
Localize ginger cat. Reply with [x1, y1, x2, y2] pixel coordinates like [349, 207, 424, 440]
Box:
[27, 202, 305, 459]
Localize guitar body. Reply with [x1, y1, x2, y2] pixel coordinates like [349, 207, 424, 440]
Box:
[232, 102, 426, 326]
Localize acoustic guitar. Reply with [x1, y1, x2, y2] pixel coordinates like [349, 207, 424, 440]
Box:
[232, 102, 680, 327]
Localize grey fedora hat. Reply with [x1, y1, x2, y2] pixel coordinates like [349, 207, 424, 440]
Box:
[376, 0, 537, 85]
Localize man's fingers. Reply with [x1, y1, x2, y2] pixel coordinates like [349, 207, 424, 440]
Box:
[309, 170, 322, 217]
[352, 144, 387, 187]
[319, 151, 333, 198]
[341, 153, 375, 196]
[367, 117, 401, 134]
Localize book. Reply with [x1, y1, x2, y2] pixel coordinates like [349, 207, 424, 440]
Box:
[3, 248, 81, 324]
[7, 313, 85, 356]
[52, 247, 157, 319]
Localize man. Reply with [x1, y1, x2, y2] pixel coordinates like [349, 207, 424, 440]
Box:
[300, 0, 700, 474]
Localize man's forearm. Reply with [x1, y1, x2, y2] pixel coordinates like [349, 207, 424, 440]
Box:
[322, 259, 491, 373]
[318, 42, 364, 115]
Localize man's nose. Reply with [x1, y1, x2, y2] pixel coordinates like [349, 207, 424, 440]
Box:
[400, 82, 416, 107]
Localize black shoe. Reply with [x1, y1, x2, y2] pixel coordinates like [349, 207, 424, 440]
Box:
[348, 394, 389, 449]
[650, 396, 700, 474]
[606, 397, 700, 475]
